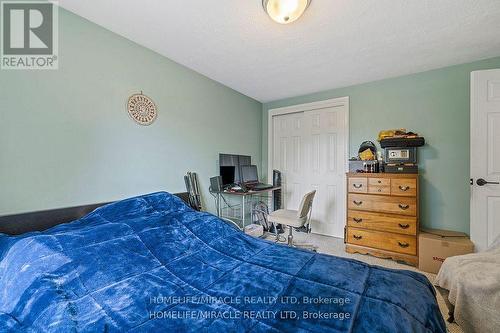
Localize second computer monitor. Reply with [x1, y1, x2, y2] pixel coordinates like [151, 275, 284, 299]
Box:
[241, 165, 259, 184]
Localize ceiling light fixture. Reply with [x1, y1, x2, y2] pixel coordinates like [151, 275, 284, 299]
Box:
[262, 0, 311, 24]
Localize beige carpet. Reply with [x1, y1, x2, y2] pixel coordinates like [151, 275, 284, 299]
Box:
[264, 230, 462, 333]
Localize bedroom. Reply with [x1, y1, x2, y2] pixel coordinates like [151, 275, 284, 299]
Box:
[0, 0, 499, 332]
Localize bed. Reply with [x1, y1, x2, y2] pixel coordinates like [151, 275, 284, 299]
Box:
[0, 192, 446, 332]
[435, 236, 500, 333]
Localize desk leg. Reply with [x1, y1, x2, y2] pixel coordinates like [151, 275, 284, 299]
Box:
[216, 193, 220, 217]
[242, 195, 245, 230]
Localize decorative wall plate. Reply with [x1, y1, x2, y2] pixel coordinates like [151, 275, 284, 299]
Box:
[127, 93, 157, 125]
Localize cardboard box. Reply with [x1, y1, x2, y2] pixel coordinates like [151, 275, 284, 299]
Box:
[418, 228, 474, 274]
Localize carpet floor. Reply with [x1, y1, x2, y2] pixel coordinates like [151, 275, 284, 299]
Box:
[264, 230, 462, 333]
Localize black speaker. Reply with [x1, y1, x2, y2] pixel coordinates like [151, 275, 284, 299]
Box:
[273, 169, 282, 186]
[271, 170, 284, 234]
[273, 170, 282, 210]
[210, 176, 223, 193]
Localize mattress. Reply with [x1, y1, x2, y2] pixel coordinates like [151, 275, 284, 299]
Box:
[0, 192, 446, 332]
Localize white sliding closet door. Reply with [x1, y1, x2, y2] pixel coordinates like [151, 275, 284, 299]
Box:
[273, 112, 305, 211]
[304, 107, 347, 237]
[272, 103, 348, 238]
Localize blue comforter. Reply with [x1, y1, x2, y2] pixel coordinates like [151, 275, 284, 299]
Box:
[0, 192, 446, 332]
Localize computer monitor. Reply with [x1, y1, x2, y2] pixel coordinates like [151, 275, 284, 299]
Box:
[241, 165, 259, 184]
[219, 153, 251, 184]
[238, 155, 251, 167]
[219, 154, 239, 168]
[219, 166, 235, 186]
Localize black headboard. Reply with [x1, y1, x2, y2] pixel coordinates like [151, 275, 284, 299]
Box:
[0, 192, 192, 236]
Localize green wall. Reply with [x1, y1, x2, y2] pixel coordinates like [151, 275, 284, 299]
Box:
[2, 5, 499, 235]
[0, 8, 262, 215]
[262, 56, 500, 234]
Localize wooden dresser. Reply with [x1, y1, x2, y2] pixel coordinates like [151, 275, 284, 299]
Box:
[345, 173, 419, 266]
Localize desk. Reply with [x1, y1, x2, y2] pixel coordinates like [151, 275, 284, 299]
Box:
[216, 186, 281, 230]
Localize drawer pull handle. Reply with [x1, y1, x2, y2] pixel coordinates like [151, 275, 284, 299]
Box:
[398, 204, 410, 210]
[399, 185, 410, 191]
[398, 223, 410, 229]
[353, 235, 363, 240]
[398, 242, 410, 248]
[378, 180, 382, 184]
[353, 184, 363, 189]
[353, 200, 363, 206]
[353, 217, 363, 223]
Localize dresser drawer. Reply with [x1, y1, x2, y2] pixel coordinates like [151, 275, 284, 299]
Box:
[347, 210, 417, 235]
[367, 177, 390, 194]
[368, 178, 390, 187]
[348, 177, 367, 193]
[347, 227, 417, 255]
[348, 194, 417, 216]
[367, 185, 391, 195]
[391, 178, 417, 197]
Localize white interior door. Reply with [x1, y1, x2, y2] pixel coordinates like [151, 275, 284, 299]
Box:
[271, 102, 348, 238]
[471, 69, 500, 252]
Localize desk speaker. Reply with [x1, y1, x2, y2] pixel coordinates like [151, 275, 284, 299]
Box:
[210, 176, 223, 193]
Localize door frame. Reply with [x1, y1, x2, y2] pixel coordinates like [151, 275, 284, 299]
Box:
[267, 96, 350, 183]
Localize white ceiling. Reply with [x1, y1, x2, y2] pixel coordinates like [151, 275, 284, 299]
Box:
[58, 0, 500, 102]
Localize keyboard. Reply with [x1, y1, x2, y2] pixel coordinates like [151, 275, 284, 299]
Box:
[249, 183, 274, 191]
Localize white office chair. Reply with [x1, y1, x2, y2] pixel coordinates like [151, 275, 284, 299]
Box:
[268, 190, 316, 248]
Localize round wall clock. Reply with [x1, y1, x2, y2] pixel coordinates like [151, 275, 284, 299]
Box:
[127, 93, 157, 125]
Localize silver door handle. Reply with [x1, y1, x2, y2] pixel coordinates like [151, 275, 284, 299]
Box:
[477, 178, 500, 186]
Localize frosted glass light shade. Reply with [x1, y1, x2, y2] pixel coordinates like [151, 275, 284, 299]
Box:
[263, 0, 311, 24]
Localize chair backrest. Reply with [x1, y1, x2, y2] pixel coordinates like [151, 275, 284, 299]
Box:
[297, 190, 316, 219]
